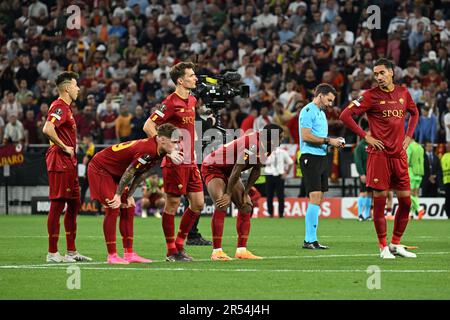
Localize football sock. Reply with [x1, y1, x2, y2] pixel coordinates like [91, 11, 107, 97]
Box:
[47, 200, 65, 253]
[410, 195, 419, 214]
[305, 203, 320, 242]
[64, 198, 79, 252]
[175, 207, 200, 251]
[373, 196, 387, 248]
[119, 206, 134, 253]
[357, 196, 365, 217]
[103, 207, 120, 255]
[237, 211, 251, 248]
[212, 208, 226, 249]
[392, 196, 412, 245]
[364, 196, 372, 220]
[162, 211, 177, 256]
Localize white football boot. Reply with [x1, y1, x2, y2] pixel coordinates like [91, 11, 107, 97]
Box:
[389, 244, 417, 258]
[380, 246, 396, 259]
[46, 252, 65, 263]
[65, 251, 92, 262]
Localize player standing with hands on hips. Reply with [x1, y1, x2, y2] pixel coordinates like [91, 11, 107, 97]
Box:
[299, 84, 345, 250]
[42, 71, 91, 263]
[339, 59, 419, 259]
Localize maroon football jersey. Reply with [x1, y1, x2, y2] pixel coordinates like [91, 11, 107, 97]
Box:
[45, 98, 77, 171]
[340, 85, 419, 157]
[90, 137, 163, 179]
[149, 92, 197, 166]
[202, 132, 267, 175]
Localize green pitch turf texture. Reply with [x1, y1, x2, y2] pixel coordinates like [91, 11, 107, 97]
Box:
[0, 215, 449, 300]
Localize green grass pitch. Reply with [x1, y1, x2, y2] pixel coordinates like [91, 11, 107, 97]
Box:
[0, 215, 449, 300]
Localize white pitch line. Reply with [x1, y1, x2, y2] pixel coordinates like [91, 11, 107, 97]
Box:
[1, 235, 450, 239]
[0, 265, 449, 273]
[0, 252, 449, 269]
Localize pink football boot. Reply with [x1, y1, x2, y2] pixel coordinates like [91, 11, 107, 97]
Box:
[123, 252, 153, 263]
[107, 253, 130, 264]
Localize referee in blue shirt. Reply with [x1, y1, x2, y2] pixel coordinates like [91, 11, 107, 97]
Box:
[299, 83, 345, 249]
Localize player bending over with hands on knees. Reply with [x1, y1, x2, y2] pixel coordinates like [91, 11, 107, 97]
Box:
[87, 124, 183, 264]
[201, 124, 284, 261]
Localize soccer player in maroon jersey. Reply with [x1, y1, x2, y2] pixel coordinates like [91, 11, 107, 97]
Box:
[202, 124, 283, 261]
[87, 123, 182, 264]
[42, 71, 91, 263]
[339, 59, 419, 259]
[143, 62, 207, 262]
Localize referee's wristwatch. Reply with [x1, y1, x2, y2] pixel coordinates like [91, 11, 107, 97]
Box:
[324, 137, 330, 145]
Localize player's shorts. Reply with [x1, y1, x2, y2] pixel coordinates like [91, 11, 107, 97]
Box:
[410, 174, 423, 190]
[299, 153, 329, 195]
[48, 168, 80, 200]
[87, 162, 119, 206]
[201, 164, 229, 186]
[162, 165, 203, 195]
[366, 151, 410, 191]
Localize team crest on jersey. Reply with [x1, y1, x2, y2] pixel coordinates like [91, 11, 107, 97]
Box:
[399, 98, 404, 105]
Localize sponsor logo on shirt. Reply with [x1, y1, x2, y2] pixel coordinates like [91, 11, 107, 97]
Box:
[182, 116, 194, 124]
[382, 109, 404, 118]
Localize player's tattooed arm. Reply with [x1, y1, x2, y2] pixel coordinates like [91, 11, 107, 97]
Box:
[244, 164, 262, 194]
[127, 169, 153, 197]
[107, 164, 138, 209]
[116, 164, 138, 196]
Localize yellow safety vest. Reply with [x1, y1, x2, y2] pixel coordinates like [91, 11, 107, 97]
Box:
[441, 153, 450, 184]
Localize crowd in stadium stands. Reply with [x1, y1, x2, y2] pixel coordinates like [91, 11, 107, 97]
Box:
[0, 0, 449, 151]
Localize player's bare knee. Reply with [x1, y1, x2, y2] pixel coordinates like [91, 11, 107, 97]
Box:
[164, 201, 180, 215]
[309, 192, 322, 205]
[239, 203, 253, 214]
[190, 202, 205, 213]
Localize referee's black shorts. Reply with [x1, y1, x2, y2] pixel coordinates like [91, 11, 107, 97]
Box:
[300, 153, 329, 195]
[360, 180, 367, 193]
